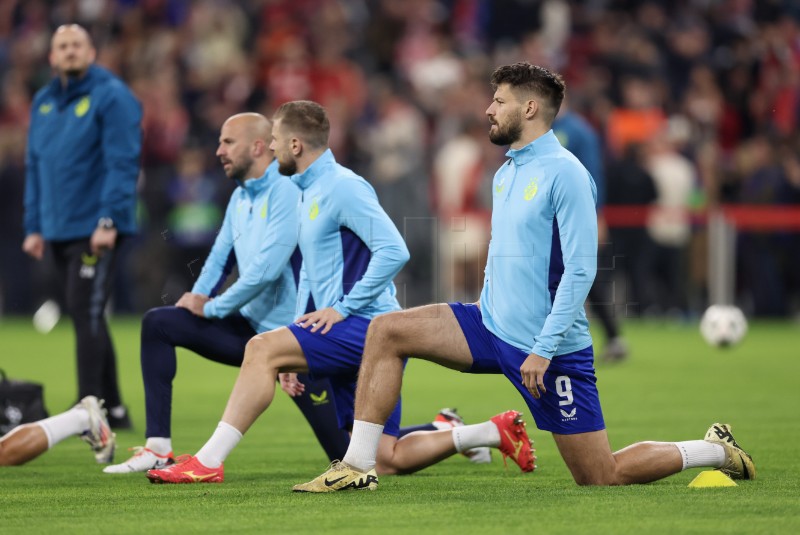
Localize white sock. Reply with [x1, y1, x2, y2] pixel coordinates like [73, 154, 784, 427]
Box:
[38, 407, 90, 448]
[342, 420, 384, 472]
[195, 421, 242, 468]
[452, 421, 501, 453]
[674, 440, 726, 470]
[144, 437, 173, 456]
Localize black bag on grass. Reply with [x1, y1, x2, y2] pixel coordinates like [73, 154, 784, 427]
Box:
[0, 369, 49, 434]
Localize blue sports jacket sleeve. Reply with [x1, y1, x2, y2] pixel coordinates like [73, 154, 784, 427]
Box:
[193, 197, 236, 297]
[204, 180, 299, 318]
[330, 179, 410, 318]
[97, 83, 142, 224]
[531, 168, 598, 358]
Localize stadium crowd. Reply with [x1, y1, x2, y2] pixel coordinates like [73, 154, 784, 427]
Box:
[1, 0, 799, 318]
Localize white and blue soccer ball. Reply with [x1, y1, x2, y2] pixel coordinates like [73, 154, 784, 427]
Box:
[700, 305, 748, 348]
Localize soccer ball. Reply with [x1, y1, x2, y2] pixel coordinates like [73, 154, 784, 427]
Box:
[700, 305, 747, 348]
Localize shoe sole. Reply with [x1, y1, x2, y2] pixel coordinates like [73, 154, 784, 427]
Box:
[147, 476, 223, 484]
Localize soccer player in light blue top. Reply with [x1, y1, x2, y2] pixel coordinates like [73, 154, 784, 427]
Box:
[147, 101, 522, 484]
[102, 113, 349, 474]
[297, 63, 756, 492]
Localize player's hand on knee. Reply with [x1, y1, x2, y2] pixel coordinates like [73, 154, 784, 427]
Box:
[296, 307, 344, 334]
[175, 292, 193, 309]
[520, 353, 550, 399]
[176, 292, 209, 316]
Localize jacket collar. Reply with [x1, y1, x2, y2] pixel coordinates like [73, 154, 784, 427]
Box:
[505, 129, 560, 166]
[238, 159, 278, 195]
[50, 64, 104, 106]
[291, 149, 335, 190]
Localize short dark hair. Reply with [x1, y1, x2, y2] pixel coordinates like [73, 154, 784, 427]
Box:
[273, 100, 330, 149]
[490, 62, 566, 122]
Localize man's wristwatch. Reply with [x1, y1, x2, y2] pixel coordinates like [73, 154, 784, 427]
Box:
[97, 217, 115, 230]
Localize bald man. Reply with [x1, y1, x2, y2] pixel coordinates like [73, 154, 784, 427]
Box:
[23, 24, 142, 429]
[104, 113, 350, 473]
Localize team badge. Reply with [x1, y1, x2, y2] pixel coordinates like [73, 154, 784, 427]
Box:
[524, 178, 539, 201]
[75, 96, 91, 117]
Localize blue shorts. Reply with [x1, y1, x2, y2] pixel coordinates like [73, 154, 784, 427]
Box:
[450, 303, 605, 435]
[288, 316, 403, 436]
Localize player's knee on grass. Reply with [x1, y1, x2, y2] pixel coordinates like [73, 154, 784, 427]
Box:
[565, 457, 621, 486]
[374, 450, 405, 476]
[374, 460, 399, 476]
[571, 472, 617, 486]
[557, 433, 620, 486]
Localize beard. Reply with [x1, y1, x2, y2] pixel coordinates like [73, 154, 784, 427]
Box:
[63, 64, 89, 78]
[277, 157, 297, 176]
[489, 110, 523, 146]
[60, 57, 88, 78]
[224, 157, 252, 182]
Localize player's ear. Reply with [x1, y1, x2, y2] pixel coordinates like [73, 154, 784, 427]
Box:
[252, 139, 266, 157]
[291, 137, 303, 157]
[525, 99, 539, 119]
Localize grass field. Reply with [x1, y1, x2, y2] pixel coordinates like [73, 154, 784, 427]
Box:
[0, 316, 798, 534]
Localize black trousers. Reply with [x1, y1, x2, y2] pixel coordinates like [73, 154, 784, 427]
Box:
[587, 243, 620, 340]
[51, 238, 124, 407]
[140, 306, 349, 462]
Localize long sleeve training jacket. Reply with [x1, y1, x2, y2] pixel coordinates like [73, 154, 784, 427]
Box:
[290, 149, 409, 320]
[193, 161, 300, 333]
[25, 65, 142, 240]
[480, 130, 598, 359]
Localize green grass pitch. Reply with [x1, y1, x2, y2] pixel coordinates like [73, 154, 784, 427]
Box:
[0, 317, 798, 534]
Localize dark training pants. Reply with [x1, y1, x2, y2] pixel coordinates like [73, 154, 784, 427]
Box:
[140, 306, 349, 462]
[51, 238, 124, 408]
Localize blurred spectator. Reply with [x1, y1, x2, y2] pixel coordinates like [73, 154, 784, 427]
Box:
[162, 146, 226, 300]
[1, 0, 799, 319]
[735, 136, 800, 316]
[606, 74, 667, 159]
[644, 121, 697, 316]
[0, 71, 32, 313]
[606, 143, 658, 314]
[361, 77, 432, 307]
[432, 118, 495, 303]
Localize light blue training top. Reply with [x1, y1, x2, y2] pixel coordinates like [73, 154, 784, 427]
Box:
[290, 149, 409, 320]
[480, 130, 598, 359]
[193, 160, 301, 333]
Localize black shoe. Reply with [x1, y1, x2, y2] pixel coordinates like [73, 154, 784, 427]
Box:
[107, 405, 133, 430]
